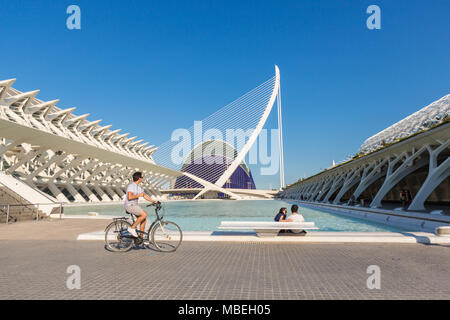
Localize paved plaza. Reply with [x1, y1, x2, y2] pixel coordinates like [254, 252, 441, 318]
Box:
[0, 220, 449, 300]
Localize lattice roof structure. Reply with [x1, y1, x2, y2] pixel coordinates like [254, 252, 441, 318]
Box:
[359, 94, 450, 155]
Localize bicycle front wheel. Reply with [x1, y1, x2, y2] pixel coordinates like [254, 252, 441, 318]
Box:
[105, 220, 134, 252]
[151, 221, 182, 252]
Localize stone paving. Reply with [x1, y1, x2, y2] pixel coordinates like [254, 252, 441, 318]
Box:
[0, 240, 449, 300]
[0, 218, 108, 240]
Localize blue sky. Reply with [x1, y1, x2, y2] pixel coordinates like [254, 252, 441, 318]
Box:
[1, 0, 449, 189]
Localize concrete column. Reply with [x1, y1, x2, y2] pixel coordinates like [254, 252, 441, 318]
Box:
[92, 185, 111, 201]
[370, 147, 429, 208]
[80, 184, 101, 202]
[47, 181, 70, 203]
[352, 159, 387, 200]
[64, 183, 87, 202]
[104, 186, 121, 201]
[333, 167, 363, 204]
[307, 181, 322, 201]
[408, 140, 450, 211]
[314, 177, 332, 202]
[303, 183, 315, 200]
[322, 173, 346, 203]
[114, 186, 125, 198]
[65, 160, 101, 202]
[82, 163, 114, 202]
[47, 156, 87, 203]
[95, 166, 123, 201]
[296, 185, 307, 199]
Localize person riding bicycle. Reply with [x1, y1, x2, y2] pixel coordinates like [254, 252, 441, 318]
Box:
[125, 172, 158, 238]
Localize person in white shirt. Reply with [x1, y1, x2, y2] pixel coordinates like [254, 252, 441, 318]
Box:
[124, 172, 158, 238]
[286, 204, 307, 234]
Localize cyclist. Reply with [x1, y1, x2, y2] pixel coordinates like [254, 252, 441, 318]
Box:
[125, 171, 158, 238]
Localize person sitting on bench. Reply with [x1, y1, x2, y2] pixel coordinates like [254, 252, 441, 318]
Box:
[275, 207, 288, 234]
[274, 207, 287, 222]
[286, 204, 307, 235]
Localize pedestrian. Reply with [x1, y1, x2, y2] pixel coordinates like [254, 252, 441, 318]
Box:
[400, 190, 407, 209]
[406, 190, 412, 207]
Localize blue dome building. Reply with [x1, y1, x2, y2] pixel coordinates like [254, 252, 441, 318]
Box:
[174, 140, 256, 191]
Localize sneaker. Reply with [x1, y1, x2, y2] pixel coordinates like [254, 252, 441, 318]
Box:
[127, 227, 138, 237]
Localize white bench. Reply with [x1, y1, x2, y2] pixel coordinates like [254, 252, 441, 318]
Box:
[218, 221, 319, 237]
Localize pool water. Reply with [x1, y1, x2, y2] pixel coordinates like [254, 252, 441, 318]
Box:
[64, 200, 410, 232]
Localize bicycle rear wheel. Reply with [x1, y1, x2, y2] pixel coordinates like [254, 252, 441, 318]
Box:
[105, 220, 134, 252]
[151, 221, 182, 252]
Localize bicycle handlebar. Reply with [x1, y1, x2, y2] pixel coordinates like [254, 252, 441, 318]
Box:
[146, 201, 162, 209]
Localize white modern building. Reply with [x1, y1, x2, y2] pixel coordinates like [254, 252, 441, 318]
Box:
[0, 78, 182, 213]
[280, 94, 450, 213]
[0, 66, 284, 217]
[152, 65, 284, 200]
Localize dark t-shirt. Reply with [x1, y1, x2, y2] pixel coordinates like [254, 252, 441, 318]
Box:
[274, 213, 286, 222]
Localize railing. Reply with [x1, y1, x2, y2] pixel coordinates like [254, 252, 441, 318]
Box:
[0, 202, 64, 224]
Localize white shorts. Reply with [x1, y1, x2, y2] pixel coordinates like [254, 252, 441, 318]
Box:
[125, 204, 144, 216]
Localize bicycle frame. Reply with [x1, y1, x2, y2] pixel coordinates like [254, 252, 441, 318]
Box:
[107, 203, 168, 241]
[105, 202, 182, 252]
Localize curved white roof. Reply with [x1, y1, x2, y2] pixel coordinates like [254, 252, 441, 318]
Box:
[358, 94, 450, 155]
[0, 79, 157, 162]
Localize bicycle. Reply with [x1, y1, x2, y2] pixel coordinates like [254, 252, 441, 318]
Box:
[104, 202, 182, 252]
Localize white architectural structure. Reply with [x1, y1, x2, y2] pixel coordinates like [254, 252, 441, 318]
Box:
[359, 95, 450, 155]
[280, 95, 450, 213]
[0, 79, 182, 205]
[154, 65, 284, 199]
[0, 66, 285, 208]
